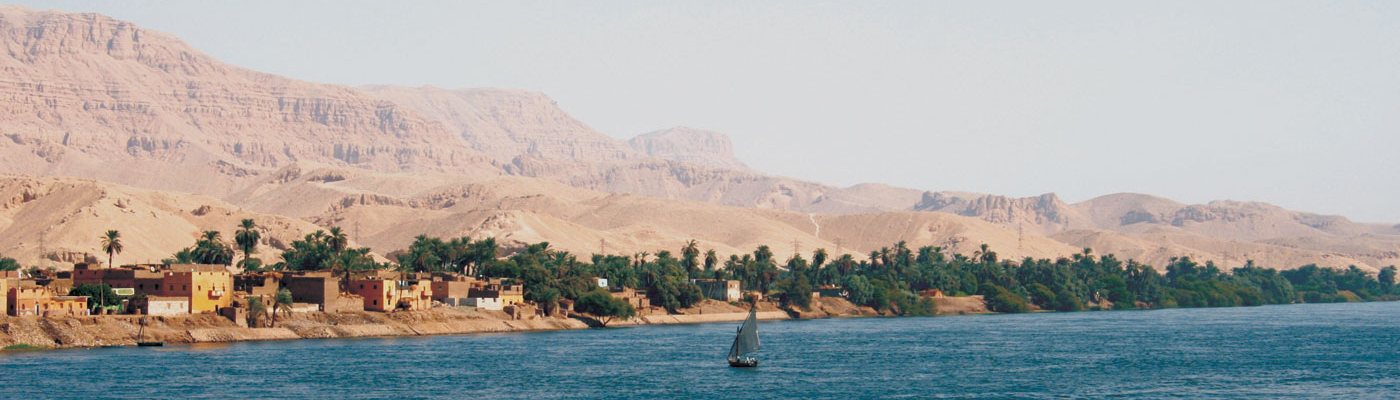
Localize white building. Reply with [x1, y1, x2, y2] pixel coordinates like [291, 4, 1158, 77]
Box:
[464, 297, 503, 311]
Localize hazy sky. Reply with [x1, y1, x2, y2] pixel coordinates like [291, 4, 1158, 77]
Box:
[17, 1, 1400, 222]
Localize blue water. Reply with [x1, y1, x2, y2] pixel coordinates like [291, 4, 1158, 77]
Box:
[4, 302, 1400, 399]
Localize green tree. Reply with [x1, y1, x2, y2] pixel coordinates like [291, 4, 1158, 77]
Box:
[844, 275, 874, 306]
[1052, 287, 1083, 311]
[982, 284, 1030, 313]
[703, 249, 718, 273]
[234, 219, 261, 270]
[270, 288, 293, 327]
[327, 226, 349, 254]
[100, 230, 123, 268]
[575, 289, 636, 327]
[248, 298, 267, 327]
[69, 283, 120, 311]
[1379, 266, 1396, 294]
[1026, 283, 1057, 308]
[0, 257, 19, 271]
[398, 235, 445, 273]
[681, 240, 701, 278]
[187, 231, 235, 265]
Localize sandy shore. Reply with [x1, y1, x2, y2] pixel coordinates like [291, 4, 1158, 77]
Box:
[0, 297, 988, 351]
[0, 308, 587, 350]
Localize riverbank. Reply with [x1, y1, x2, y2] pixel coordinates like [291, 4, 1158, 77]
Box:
[0, 296, 991, 351]
[0, 308, 588, 350]
[0, 301, 786, 350]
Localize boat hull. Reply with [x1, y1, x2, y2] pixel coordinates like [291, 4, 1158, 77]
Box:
[137, 342, 164, 347]
[728, 358, 758, 368]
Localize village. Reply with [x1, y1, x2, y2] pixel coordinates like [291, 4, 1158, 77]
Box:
[1, 261, 769, 325]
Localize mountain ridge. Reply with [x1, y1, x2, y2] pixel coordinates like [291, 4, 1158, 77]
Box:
[0, 6, 1393, 273]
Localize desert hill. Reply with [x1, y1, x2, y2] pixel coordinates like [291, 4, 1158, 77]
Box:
[0, 6, 1394, 272]
[0, 175, 324, 267]
[218, 163, 1080, 264]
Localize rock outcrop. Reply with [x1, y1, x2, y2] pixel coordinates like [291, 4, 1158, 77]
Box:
[363, 86, 636, 163]
[0, 6, 493, 197]
[628, 127, 749, 171]
[915, 192, 1088, 232]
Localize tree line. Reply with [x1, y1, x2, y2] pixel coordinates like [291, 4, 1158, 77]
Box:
[64, 222, 1400, 318]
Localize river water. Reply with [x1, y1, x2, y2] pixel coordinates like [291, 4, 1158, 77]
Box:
[3, 302, 1399, 399]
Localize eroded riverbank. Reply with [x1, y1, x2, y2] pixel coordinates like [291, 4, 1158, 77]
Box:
[0, 296, 989, 351]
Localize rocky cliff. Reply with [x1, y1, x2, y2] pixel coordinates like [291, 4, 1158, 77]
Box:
[627, 126, 749, 171]
[363, 86, 636, 163]
[915, 192, 1089, 233]
[0, 6, 492, 197]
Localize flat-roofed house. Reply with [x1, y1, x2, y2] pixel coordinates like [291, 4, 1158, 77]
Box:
[284, 271, 360, 313]
[431, 275, 477, 306]
[167, 264, 234, 314]
[128, 264, 233, 314]
[349, 271, 432, 312]
[691, 279, 742, 302]
[136, 296, 190, 316]
[44, 295, 89, 317]
[6, 286, 88, 317]
[234, 273, 280, 309]
[8, 285, 49, 316]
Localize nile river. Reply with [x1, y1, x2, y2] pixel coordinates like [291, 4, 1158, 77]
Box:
[4, 302, 1400, 399]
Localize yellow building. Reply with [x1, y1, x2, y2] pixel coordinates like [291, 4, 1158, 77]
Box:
[6, 286, 89, 317]
[163, 264, 233, 314]
[44, 296, 89, 317]
[0, 278, 7, 316]
[488, 279, 525, 306]
[8, 285, 49, 316]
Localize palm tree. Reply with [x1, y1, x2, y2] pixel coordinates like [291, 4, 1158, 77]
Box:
[192, 231, 235, 266]
[327, 226, 349, 254]
[703, 249, 718, 273]
[270, 288, 293, 327]
[681, 239, 700, 277]
[235, 219, 261, 270]
[100, 230, 123, 268]
[98, 229, 123, 315]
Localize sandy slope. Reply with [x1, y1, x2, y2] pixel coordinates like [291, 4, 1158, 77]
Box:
[0, 175, 323, 266]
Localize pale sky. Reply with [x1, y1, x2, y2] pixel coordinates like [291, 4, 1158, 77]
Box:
[16, 1, 1400, 222]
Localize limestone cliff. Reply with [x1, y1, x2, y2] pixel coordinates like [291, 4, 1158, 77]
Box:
[628, 127, 749, 171]
[363, 86, 637, 163]
[0, 6, 493, 197]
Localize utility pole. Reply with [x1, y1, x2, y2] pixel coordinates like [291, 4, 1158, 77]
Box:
[600, 238, 606, 255]
[1018, 223, 1024, 253]
[38, 231, 46, 270]
[792, 238, 801, 258]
